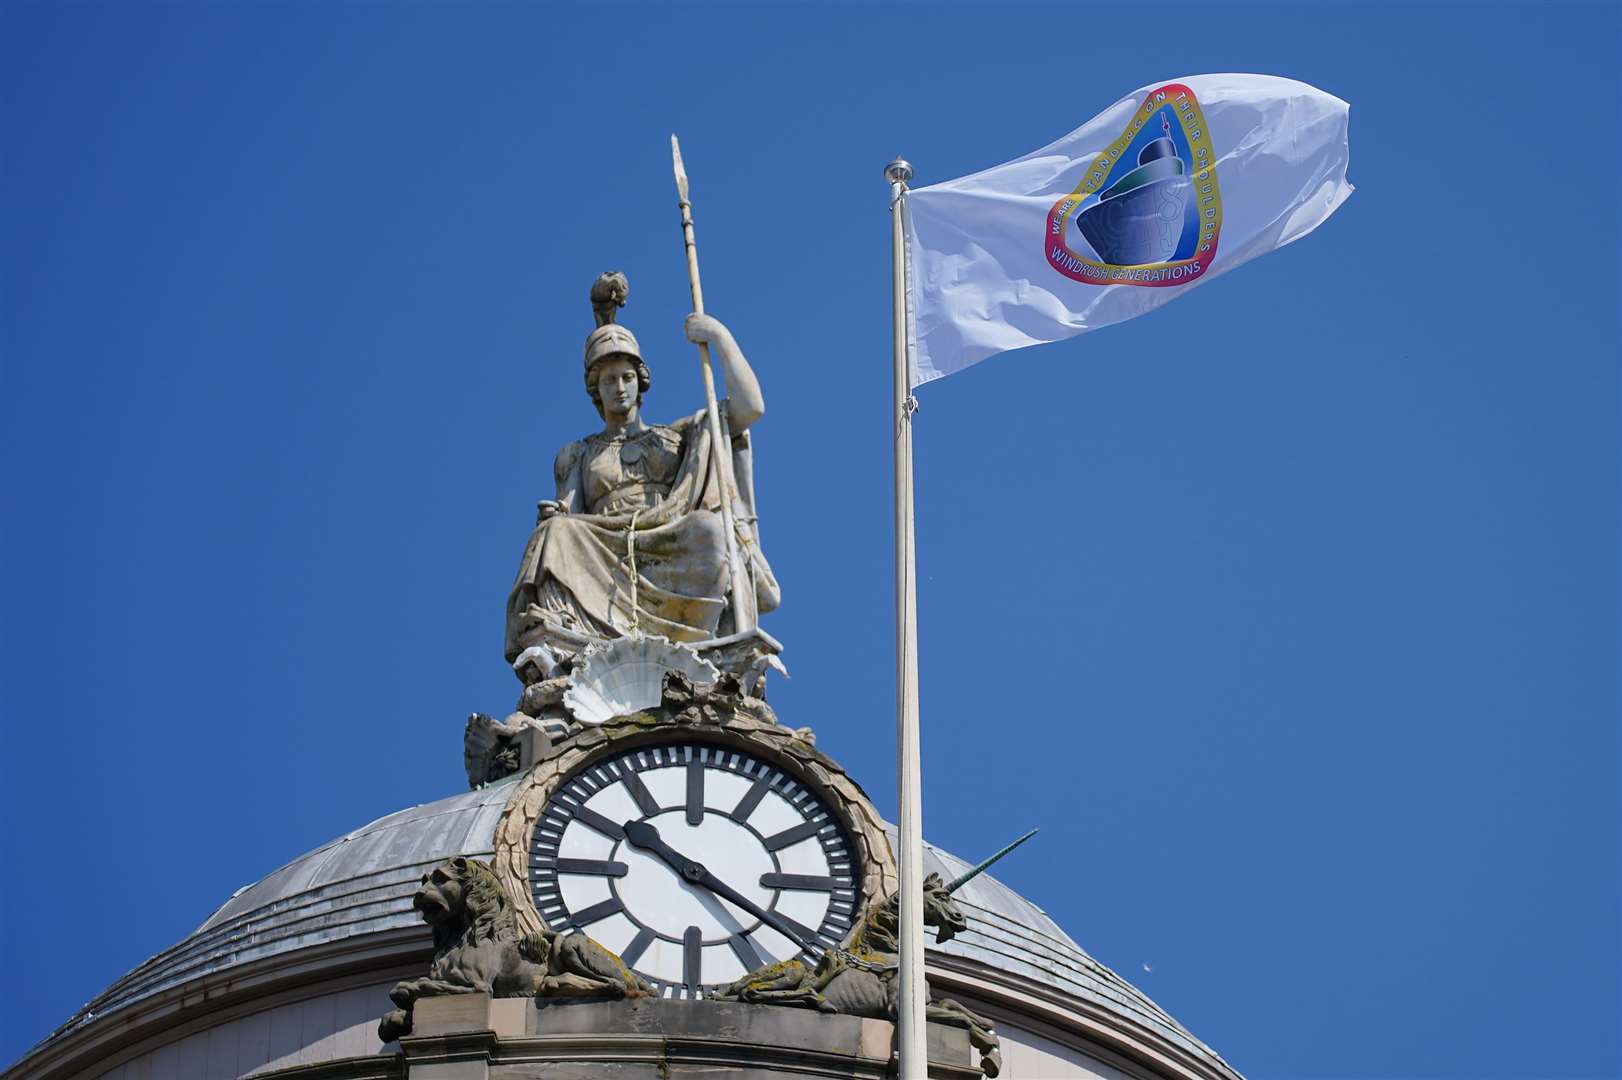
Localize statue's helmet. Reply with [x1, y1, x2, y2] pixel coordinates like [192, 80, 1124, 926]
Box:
[584, 322, 643, 370]
[582, 272, 650, 414]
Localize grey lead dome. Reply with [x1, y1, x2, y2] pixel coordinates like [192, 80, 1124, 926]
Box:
[24, 783, 1236, 1078]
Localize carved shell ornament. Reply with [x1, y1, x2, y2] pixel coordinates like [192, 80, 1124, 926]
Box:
[563, 636, 720, 726]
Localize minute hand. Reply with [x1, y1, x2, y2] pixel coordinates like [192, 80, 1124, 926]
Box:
[621, 820, 824, 956]
[694, 864, 824, 956]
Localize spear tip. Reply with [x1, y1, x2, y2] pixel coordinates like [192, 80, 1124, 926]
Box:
[671, 134, 689, 204]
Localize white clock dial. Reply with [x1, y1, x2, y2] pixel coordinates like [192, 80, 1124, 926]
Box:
[529, 742, 859, 998]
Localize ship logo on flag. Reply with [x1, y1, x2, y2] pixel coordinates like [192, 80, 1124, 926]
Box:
[1045, 83, 1224, 287]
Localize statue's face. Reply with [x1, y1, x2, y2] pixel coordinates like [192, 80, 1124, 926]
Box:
[414, 863, 466, 926]
[921, 872, 968, 944]
[595, 357, 640, 419]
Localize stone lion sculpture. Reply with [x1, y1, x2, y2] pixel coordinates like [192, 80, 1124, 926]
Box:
[378, 856, 651, 1041]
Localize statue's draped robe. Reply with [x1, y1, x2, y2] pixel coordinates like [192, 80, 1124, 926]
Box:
[504, 407, 778, 662]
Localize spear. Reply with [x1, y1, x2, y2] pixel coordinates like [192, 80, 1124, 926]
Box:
[946, 828, 1038, 894]
[671, 135, 753, 634]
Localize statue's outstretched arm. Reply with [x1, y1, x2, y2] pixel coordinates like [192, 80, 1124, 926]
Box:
[686, 314, 764, 434]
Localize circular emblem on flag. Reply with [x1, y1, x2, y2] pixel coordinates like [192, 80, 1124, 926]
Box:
[1045, 83, 1224, 287]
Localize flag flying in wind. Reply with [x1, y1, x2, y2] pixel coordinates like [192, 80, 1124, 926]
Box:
[905, 73, 1352, 386]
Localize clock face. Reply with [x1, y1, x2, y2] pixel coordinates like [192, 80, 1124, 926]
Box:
[528, 741, 860, 998]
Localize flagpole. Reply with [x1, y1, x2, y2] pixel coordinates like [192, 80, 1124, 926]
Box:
[886, 155, 928, 1080]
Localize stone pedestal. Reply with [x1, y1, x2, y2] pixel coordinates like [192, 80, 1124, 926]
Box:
[399, 994, 979, 1080]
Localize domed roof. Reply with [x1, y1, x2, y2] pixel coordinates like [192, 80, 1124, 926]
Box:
[25, 780, 1236, 1078]
[915, 832, 1232, 1071]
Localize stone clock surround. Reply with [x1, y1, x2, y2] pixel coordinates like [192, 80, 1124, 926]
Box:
[527, 740, 863, 995]
[492, 700, 899, 951]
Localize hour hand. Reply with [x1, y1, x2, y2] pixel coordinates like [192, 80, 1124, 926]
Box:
[622, 820, 822, 956]
[622, 819, 704, 881]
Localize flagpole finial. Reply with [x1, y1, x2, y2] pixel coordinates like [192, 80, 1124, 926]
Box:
[884, 158, 913, 186]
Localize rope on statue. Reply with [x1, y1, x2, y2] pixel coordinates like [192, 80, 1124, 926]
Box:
[626, 509, 642, 637]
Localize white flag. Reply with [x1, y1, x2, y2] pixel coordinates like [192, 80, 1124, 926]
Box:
[905, 73, 1352, 386]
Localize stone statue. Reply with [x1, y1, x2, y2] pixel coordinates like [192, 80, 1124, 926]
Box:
[504, 272, 779, 668]
[378, 856, 651, 1042]
[713, 872, 1003, 1077]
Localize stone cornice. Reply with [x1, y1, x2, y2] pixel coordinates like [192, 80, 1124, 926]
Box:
[6, 923, 1240, 1080]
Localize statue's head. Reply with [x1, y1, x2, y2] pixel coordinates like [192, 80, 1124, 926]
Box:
[921, 871, 970, 944]
[865, 871, 970, 953]
[583, 271, 651, 418]
[412, 856, 512, 944]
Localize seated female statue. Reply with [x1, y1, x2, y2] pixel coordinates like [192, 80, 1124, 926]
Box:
[503, 273, 779, 665]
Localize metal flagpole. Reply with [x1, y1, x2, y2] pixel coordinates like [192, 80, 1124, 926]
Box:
[886, 155, 928, 1080]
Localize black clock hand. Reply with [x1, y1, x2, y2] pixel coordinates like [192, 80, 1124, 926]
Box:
[621, 819, 823, 956]
[622, 819, 710, 884]
[695, 868, 822, 957]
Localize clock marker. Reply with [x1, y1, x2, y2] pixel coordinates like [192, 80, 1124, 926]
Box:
[683, 925, 703, 990]
[728, 932, 768, 973]
[759, 872, 838, 891]
[620, 927, 655, 968]
[567, 897, 625, 929]
[686, 759, 705, 825]
[732, 775, 771, 821]
[619, 768, 661, 817]
[764, 818, 825, 851]
[572, 805, 627, 841]
[553, 858, 629, 878]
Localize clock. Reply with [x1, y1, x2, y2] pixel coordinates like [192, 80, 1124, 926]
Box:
[527, 740, 860, 998]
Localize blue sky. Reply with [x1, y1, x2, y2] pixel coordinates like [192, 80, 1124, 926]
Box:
[2, 3, 1617, 1077]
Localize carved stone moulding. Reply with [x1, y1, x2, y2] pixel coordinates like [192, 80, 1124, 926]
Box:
[469, 629, 791, 789]
[464, 711, 555, 790]
[398, 994, 981, 1080]
[513, 623, 786, 700]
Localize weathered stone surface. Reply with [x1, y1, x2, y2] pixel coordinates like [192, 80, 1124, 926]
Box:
[397, 995, 978, 1080]
[412, 995, 529, 1038]
[379, 857, 650, 1043]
